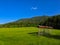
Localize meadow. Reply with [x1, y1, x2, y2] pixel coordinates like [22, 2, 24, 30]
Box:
[0, 27, 60, 45]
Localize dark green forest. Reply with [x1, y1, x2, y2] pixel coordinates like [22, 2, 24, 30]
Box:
[43, 15, 60, 29]
[0, 15, 60, 29]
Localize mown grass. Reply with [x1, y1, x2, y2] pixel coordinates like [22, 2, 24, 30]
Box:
[0, 27, 60, 45]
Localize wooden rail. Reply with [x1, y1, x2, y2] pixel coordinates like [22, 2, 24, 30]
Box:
[37, 26, 53, 29]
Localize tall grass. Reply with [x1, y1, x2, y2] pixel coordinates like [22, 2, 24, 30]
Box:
[0, 27, 60, 45]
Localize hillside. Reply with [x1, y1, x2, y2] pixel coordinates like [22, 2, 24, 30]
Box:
[0, 15, 60, 29]
[0, 16, 49, 27]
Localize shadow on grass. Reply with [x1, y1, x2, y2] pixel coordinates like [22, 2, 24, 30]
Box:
[28, 32, 38, 36]
[28, 32, 60, 40]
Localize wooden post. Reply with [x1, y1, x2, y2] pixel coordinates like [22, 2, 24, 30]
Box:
[37, 25, 41, 36]
[38, 28, 40, 35]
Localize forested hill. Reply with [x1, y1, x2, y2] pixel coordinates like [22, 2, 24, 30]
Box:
[0, 16, 49, 27]
[0, 15, 60, 29]
[16, 16, 49, 24]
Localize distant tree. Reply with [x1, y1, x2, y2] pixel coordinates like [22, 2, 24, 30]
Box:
[43, 15, 60, 29]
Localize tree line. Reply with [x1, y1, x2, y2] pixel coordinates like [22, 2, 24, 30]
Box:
[43, 15, 60, 29]
[0, 15, 60, 29]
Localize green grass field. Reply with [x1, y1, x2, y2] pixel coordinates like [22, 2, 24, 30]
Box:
[0, 27, 60, 45]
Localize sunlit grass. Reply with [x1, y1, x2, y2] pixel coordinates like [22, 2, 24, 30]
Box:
[0, 27, 60, 45]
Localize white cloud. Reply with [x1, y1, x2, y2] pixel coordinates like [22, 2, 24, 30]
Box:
[31, 7, 38, 10]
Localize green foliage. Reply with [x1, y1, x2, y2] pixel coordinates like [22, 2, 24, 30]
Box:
[43, 15, 60, 29]
[0, 15, 60, 29]
[0, 16, 49, 28]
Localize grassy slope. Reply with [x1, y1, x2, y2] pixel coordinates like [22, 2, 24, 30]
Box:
[0, 27, 60, 45]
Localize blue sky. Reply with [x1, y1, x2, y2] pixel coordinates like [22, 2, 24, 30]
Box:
[0, 0, 60, 24]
